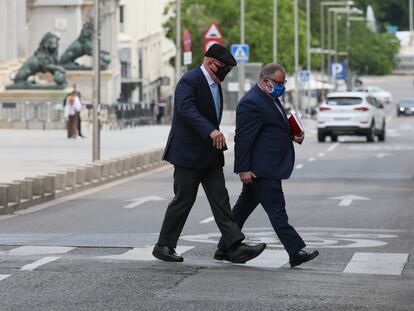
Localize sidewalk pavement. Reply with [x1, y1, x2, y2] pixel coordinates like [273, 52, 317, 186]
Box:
[0, 118, 316, 185]
[0, 125, 236, 184]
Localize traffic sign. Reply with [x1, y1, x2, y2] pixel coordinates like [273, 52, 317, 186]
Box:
[183, 51, 192, 65]
[182, 30, 192, 52]
[299, 70, 311, 82]
[231, 44, 249, 63]
[203, 22, 223, 40]
[204, 40, 221, 53]
[330, 62, 347, 80]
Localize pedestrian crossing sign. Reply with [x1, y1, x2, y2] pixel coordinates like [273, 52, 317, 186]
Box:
[231, 44, 249, 63]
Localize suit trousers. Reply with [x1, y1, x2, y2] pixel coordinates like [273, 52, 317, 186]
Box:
[218, 178, 306, 256]
[157, 157, 245, 249]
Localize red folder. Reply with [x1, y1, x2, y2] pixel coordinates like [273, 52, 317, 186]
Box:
[288, 113, 304, 137]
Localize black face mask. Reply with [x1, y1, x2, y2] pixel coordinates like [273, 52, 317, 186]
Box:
[213, 65, 232, 82]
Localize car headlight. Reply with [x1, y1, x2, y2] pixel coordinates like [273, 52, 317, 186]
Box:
[400, 107, 405, 111]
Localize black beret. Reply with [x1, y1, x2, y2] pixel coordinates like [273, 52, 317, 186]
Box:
[205, 44, 237, 66]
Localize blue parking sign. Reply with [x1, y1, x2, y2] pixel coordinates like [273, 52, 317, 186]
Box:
[330, 62, 347, 80]
[231, 44, 249, 63]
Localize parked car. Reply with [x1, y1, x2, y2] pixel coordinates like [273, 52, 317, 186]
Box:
[353, 86, 392, 104]
[317, 92, 386, 142]
[397, 98, 414, 117]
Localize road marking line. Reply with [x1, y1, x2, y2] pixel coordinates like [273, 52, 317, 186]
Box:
[308, 157, 315, 162]
[318, 152, 325, 157]
[0, 274, 11, 282]
[327, 142, 339, 152]
[97, 245, 195, 261]
[20, 256, 61, 271]
[343, 252, 409, 275]
[295, 164, 304, 170]
[239, 250, 289, 269]
[200, 216, 214, 224]
[2, 246, 74, 256]
[123, 196, 166, 209]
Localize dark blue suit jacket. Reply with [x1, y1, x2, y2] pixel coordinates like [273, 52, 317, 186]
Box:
[234, 84, 295, 180]
[163, 66, 225, 169]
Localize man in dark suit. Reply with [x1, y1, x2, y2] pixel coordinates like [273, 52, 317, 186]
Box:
[215, 63, 319, 267]
[152, 44, 266, 263]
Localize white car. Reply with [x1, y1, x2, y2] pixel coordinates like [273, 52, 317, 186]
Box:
[353, 86, 393, 104]
[317, 92, 386, 142]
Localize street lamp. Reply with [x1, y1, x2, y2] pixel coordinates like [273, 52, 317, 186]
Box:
[329, 7, 363, 89]
[92, 0, 101, 161]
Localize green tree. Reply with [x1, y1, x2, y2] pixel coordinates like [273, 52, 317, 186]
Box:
[353, 0, 410, 31]
[163, 0, 399, 76]
[164, 0, 317, 74]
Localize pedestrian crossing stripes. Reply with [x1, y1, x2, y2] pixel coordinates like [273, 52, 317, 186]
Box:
[0, 245, 410, 282]
[98, 246, 194, 261]
[343, 252, 409, 275]
[20, 256, 61, 271]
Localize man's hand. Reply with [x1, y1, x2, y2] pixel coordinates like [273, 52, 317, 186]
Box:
[210, 130, 226, 150]
[239, 171, 257, 184]
[293, 132, 305, 144]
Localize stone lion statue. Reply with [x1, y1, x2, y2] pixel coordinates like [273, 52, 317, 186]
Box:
[7, 32, 67, 89]
[59, 21, 111, 70]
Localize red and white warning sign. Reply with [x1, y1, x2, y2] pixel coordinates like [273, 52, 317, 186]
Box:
[203, 40, 222, 53]
[203, 23, 223, 40]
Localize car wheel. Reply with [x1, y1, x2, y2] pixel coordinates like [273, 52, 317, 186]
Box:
[366, 121, 375, 142]
[331, 135, 338, 142]
[378, 121, 386, 142]
[317, 132, 326, 143]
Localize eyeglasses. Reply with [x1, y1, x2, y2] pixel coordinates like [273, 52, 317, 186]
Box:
[265, 77, 287, 86]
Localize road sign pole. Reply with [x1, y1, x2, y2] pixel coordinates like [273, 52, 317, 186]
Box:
[92, 0, 100, 161]
[294, 0, 300, 113]
[306, 0, 311, 116]
[410, 0, 413, 33]
[175, 0, 181, 85]
[238, 0, 246, 101]
[273, 0, 278, 63]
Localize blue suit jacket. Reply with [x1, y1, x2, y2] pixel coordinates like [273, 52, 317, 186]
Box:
[234, 84, 295, 180]
[163, 66, 225, 169]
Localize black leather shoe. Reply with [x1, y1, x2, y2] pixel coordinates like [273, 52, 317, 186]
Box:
[289, 249, 319, 267]
[229, 243, 267, 264]
[213, 248, 231, 262]
[152, 244, 183, 262]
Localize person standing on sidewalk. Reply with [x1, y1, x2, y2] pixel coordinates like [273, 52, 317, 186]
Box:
[64, 83, 85, 138]
[152, 44, 266, 263]
[65, 91, 81, 138]
[214, 63, 319, 267]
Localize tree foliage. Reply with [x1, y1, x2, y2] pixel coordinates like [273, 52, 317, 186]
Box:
[163, 0, 400, 75]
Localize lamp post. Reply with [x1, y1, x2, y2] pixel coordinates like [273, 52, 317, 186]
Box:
[175, 0, 181, 85]
[306, 0, 311, 116]
[329, 7, 363, 89]
[92, 0, 101, 161]
[294, 0, 299, 113]
[410, 0, 413, 33]
[238, 0, 246, 100]
[273, 0, 278, 63]
[320, 1, 353, 97]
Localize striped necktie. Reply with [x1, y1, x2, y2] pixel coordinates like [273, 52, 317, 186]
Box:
[212, 83, 221, 121]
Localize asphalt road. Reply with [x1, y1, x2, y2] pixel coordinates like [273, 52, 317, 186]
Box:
[0, 76, 413, 310]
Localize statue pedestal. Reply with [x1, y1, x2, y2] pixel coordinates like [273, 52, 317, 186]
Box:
[0, 89, 70, 129]
[66, 70, 119, 105]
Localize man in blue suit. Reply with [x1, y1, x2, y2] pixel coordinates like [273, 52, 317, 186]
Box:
[152, 44, 266, 263]
[215, 63, 319, 267]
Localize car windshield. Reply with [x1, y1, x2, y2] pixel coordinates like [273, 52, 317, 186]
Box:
[400, 99, 414, 107]
[326, 97, 363, 106]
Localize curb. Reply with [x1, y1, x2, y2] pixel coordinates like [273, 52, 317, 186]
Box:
[0, 148, 165, 215]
